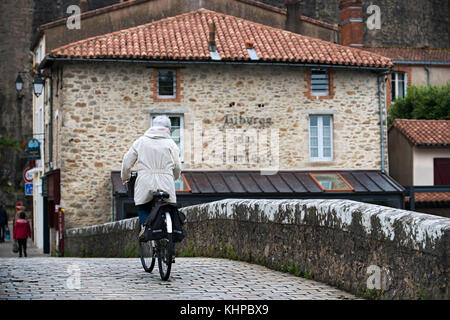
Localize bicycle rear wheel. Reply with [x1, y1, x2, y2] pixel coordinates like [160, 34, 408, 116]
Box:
[157, 233, 174, 281]
[139, 239, 156, 273]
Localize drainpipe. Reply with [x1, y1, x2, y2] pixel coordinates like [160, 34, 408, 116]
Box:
[378, 74, 385, 173]
[424, 65, 430, 86]
[49, 69, 54, 170]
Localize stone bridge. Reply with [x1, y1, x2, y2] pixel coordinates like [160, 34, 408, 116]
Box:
[63, 199, 450, 300]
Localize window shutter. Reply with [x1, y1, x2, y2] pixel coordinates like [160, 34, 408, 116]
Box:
[434, 158, 450, 185]
[311, 69, 329, 95]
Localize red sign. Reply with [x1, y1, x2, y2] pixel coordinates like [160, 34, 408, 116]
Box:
[57, 206, 65, 257]
[15, 202, 23, 211]
[23, 167, 33, 183]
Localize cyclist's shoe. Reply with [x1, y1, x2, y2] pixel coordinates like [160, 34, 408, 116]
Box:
[172, 257, 175, 263]
[139, 225, 145, 240]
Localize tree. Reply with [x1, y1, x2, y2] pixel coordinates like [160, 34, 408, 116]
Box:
[0, 135, 20, 150]
[388, 85, 450, 126]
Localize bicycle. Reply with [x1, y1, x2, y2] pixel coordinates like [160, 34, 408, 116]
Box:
[138, 190, 175, 281]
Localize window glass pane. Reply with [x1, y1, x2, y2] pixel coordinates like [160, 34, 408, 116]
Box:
[398, 80, 405, 99]
[392, 72, 407, 100]
[310, 116, 318, 127]
[311, 147, 319, 158]
[175, 174, 190, 192]
[319, 180, 332, 190]
[170, 116, 180, 127]
[310, 137, 318, 147]
[158, 70, 175, 96]
[323, 147, 331, 158]
[310, 173, 353, 191]
[391, 74, 396, 101]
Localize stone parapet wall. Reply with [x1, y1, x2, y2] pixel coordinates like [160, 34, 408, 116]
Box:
[65, 198, 450, 299]
[65, 217, 140, 258]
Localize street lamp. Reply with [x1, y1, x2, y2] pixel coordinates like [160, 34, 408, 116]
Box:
[33, 73, 45, 97]
[15, 74, 24, 92]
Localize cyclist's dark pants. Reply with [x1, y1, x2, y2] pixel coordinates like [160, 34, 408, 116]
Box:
[137, 199, 156, 225]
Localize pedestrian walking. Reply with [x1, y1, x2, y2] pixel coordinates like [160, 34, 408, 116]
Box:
[0, 202, 8, 242]
[13, 211, 32, 257]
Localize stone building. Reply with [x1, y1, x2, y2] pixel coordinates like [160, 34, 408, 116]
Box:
[32, 8, 401, 234]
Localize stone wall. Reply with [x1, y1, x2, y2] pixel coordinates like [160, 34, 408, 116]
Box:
[262, 0, 449, 48]
[54, 62, 387, 228]
[0, 0, 120, 210]
[40, 0, 337, 54]
[65, 216, 140, 258]
[65, 198, 450, 299]
[0, 0, 34, 189]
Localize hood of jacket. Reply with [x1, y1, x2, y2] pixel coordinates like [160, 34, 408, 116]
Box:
[144, 126, 171, 139]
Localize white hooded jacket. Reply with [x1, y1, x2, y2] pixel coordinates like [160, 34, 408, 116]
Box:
[121, 126, 181, 205]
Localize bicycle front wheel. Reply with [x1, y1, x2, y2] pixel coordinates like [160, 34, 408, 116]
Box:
[157, 233, 173, 281]
[139, 239, 156, 273]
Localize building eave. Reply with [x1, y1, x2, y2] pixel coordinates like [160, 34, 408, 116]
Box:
[40, 56, 392, 72]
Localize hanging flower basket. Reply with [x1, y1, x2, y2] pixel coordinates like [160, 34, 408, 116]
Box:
[29, 63, 40, 78]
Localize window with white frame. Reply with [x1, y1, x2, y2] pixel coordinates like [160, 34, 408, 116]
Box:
[309, 115, 333, 161]
[310, 69, 330, 96]
[151, 114, 184, 190]
[391, 72, 407, 101]
[157, 70, 176, 98]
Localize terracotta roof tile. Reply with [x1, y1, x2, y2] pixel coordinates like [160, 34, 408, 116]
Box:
[391, 119, 450, 147]
[406, 192, 450, 204]
[50, 9, 392, 68]
[363, 47, 450, 63]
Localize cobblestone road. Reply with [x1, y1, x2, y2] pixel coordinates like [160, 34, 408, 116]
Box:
[0, 257, 357, 300]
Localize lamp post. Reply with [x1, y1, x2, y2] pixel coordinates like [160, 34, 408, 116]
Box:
[32, 73, 45, 97]
[15, 71, 47, 98]
[15, 74, 24, 92]
[15, 68, 53, 169]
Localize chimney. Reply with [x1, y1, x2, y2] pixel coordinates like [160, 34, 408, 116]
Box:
[79, 0, 89, 12]
[339, 0, 363, 47]
[285, 0, 303, 34]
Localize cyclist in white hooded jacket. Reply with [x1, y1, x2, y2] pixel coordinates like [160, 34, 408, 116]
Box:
[121, 115, 181, 233]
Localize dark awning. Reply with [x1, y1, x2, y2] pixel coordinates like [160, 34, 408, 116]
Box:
[112, 170, 404, 195]
[182, 170, 404, 194]
[111, 170, 405, 209]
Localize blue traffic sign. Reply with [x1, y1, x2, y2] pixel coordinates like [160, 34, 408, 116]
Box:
[25, 183, 33, 196]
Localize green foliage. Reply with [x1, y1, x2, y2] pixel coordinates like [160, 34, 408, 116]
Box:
[0, 135, 20, 150]
[388, 85, 450, 126]
[363, 288, 384, 300]
[224, 243, 238, 260]
[80, 244, 87, 257]
[124, 242, 138, 257]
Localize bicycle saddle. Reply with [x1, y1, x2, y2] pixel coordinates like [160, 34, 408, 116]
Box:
[153, 190, 170, 200]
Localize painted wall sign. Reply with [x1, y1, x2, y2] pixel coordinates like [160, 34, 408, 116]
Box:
[26, 138, 41, 160]
[223, 114, 273, 129]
